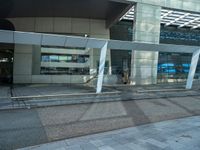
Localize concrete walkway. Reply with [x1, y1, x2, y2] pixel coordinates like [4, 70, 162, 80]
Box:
[19, 115, 200, 150]
[1, 95, 200, 149]
[0, 82, 200, 110]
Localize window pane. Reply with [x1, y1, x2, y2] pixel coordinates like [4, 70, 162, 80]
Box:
[59, 56, 67, 62]
[41, 55, 49, 62]
[50, 55, 59, 62]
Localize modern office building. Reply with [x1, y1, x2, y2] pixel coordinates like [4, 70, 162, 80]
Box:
[0, 0, 200, 85]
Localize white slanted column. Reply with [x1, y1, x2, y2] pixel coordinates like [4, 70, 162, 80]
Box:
[186, 49, 200, 89]
[96, 42, 108, 93]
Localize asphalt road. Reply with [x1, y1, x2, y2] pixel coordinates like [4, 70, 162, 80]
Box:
[1, 96, 200, 150]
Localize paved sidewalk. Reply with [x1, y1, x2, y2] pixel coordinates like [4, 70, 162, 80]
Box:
[0, 82, 200, 110]
[1, 95, 200, 150]
[19, 116, 200, 150]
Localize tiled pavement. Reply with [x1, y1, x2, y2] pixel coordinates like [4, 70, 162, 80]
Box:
[0, 82, 200, 110]
[1, 83, 200, 149]
[1, 96, 200, 149]
[19, 115, 200, 150]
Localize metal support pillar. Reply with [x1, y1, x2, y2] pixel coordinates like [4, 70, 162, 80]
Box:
[130, 50, 135, 85]
[186, 49, 200, 89]
[96, 42, 108, 93]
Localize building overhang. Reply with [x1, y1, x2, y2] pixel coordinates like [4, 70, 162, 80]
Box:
[0, 0, 133, 29]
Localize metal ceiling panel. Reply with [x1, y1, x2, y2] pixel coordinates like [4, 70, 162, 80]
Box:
[107, 40, 123, 49]
[0, 30, 199, 54]
[0, 30, 13, 43]
[14, 31, 42, 45]
[121, 7, 200, 29]
[86, 38, 107, 49]
[42, 34, 66, 46]
[65, 36, 88, 48]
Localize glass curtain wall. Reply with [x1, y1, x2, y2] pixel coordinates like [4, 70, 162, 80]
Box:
[157, 52, 200, 83]
[40, 48, 90, 75]
[110, 21, 132, 83]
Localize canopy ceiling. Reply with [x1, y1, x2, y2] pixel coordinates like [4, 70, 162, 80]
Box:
[122, 6, 200, 30]
[0, 0, 133, 28]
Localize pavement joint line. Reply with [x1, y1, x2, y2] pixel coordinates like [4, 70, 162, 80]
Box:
[137, 89, 189, 93]
[0, 97, 11, 99]
[11, 91, 121, 100]
[1, 94, 199, 111]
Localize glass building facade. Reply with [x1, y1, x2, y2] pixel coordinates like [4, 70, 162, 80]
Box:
[40, 47, 90, 75]
[110, 21, 200, 83]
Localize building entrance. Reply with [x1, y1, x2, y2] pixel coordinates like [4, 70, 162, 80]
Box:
[0, 44, 13, 83]
[0, 19, 15, 84]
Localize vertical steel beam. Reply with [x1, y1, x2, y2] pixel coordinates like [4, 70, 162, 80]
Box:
[96, 42, 108, 93]
[186, 49, 200, 89]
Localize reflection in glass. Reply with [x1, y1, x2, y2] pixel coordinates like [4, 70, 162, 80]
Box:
[49, 55, 59, 62]
[157, 52, 200, 83]
[41, 54, 89, 63]
[59, 56, 67, 62]
[40, 51, 90, 75]
[41, 67, 89, 75]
